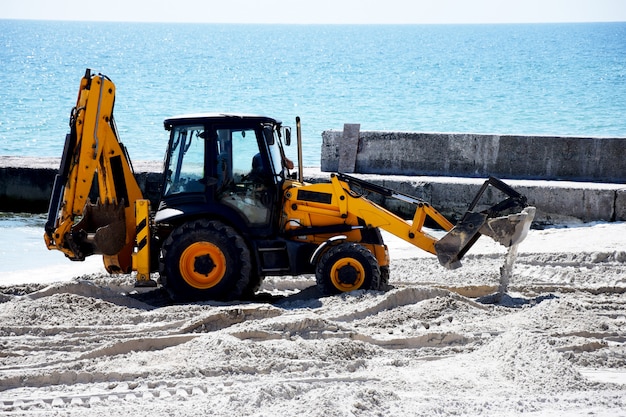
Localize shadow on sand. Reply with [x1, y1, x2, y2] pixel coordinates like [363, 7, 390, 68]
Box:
[476, 292, 558, 307]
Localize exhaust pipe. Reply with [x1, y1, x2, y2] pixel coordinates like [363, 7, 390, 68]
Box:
[296, 116, 303, 183]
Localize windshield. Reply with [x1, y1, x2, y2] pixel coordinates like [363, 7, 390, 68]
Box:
[163, 125, 205, 196]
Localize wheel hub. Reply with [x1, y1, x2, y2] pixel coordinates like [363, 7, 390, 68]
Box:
[336, 265, 359, 285]
[330, 257, 365, 291]
[179, 242, 227, 289]
[193, 254, 216, 276]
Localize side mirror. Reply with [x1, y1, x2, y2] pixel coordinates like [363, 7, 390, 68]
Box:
[284, 126, 292, 146]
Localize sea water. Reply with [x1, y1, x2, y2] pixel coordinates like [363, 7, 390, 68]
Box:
[1, 20, 625, 167]
[1, 20, 625, 282]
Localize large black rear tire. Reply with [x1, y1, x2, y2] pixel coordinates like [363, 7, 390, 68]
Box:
[315, 242, 382, 295]
[160, 219, 251, 301]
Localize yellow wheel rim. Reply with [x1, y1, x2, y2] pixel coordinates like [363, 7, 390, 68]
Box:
[330, 257, 365, 292]
[179, 242, 227, 289]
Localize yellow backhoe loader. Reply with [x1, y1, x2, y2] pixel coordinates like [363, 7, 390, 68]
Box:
[45, 69, 535, 301]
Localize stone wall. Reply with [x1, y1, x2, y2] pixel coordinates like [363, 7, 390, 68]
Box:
[2, 129, 626, 226]
[321, 130, 626, 183]
[0, 157, 163, 213]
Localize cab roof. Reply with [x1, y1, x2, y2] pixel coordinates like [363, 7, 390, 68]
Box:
[163, 113, 281, 129]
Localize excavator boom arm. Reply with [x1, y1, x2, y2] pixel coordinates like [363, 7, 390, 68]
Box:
[44, 69, 145, 273]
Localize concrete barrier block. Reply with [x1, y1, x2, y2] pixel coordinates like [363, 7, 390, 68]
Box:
[322, 129, 626, 183]
[0, 166, 56, 212]
[337, 124, 360, 173]
[615, 189, 626, 221]
[320, 131, 340, 172]
[515, 183, 619, 224]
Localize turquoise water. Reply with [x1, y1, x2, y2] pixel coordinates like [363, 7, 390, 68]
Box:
[1, 20, 625, 167]
[1, 20, 625, 281]
[0, 212, 105, 282]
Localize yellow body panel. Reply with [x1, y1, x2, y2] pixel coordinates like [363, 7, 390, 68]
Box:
[282, 175, 455, 260]
[131, 199, 151, 282]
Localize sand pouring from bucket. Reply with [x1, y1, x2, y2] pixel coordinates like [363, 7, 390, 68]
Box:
[435, 177, 536, 270]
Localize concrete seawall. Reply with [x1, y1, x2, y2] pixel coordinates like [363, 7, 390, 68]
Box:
[0, 157, 163, 213]
[322, 129, 626, 183]
[1, 155, 625, 225]
[316, 128, 626, 224]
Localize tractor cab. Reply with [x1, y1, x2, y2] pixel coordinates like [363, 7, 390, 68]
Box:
[157, 114, 292, 234]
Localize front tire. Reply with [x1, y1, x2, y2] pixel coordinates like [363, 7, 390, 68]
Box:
[315, 242, 382, 295]
[160, 219, 251, 301]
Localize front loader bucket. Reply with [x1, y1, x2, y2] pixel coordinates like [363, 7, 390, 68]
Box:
[479, 206, 536, 248]
[434, 206, 535, 270]
[434, 177, 536, 270]
[434, 211, 488, 270]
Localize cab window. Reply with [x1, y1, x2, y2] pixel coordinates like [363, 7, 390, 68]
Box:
[163, 125, 205, 196]
[216, 128, 272, 226]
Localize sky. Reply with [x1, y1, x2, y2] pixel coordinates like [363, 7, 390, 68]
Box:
[2, 0, 626, 24]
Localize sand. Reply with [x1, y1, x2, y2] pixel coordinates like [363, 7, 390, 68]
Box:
[0, 222, 625, 416]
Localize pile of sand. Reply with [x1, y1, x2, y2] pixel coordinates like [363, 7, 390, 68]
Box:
[0, 223, 625, 415]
